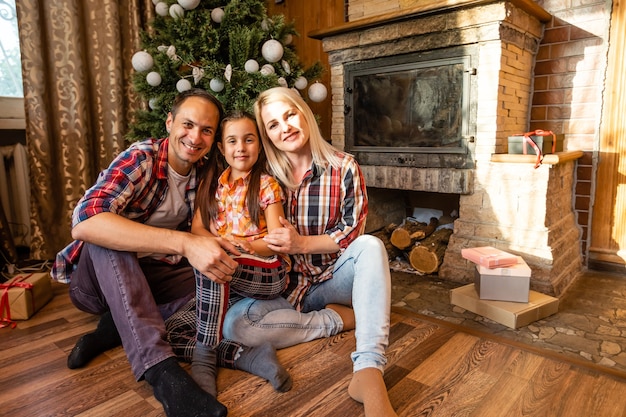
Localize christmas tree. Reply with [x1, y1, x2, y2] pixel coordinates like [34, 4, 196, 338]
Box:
[127, 0, 326, 142]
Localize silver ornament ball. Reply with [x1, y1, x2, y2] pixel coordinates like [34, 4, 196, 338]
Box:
[155, 2, 169, 16]
[176, 78, 192, 93]
[209, 78, 225, 93]
[131, 51, 154, 72]
[177, 0, 200, 10]
[244, 59, 259, 73]
[308, 82, 328, 102]
[146, 71, 162, 87]
[169, 4, 184, 19]
[261, 40, 284, 63]
[211, 8, 225, 23]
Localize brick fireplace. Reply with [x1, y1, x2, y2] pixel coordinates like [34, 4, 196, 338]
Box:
[311, 0, 584, 296]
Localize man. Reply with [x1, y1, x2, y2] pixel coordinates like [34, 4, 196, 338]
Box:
[52, 89, 279, 417]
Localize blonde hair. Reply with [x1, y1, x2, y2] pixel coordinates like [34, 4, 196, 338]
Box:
[254, 87, 340, 190]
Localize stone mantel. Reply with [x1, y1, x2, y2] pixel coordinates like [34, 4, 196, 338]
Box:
[309, 0, 552, 41]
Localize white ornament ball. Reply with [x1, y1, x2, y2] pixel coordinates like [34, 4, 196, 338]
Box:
[131, 51, 154, 72]
[152, 0, 160, 5]
[211, 8, 225, 23]
[176, 78, 192, 93]
[177, 0, 200, 10]
[155, 2, 169, 16]
[244, 59, 259, 73]
[209, 78, 225, 93]
[283, 34, 293, 45]
[169, 4, 184, 19]
[261, 40, 284, 63]
[260, 64, 275, 76]
[146, 71, 162, 87]
[308, 82, 328, 102]
[277, 77, 288, 87]
[148, 98, 159, 110]
[294, 76, 308, 90]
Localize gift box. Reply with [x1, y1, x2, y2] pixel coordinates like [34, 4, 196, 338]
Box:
[450, 284, 559, 329]
[461, 246, 518, 269]
[474, 256, 531, 302]
[1, 272, 53, 322]
[508, 134, 564, 155]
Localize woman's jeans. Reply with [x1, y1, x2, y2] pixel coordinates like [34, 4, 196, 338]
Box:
[222, 234, 391, 373]
[68, 243, 195, 380]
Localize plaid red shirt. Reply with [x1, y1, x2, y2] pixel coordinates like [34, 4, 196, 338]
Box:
[51, 138, 199, 283]
[282, 152, 368, 310]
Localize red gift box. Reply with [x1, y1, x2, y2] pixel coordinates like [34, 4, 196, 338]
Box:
[1, 273, 53, 328]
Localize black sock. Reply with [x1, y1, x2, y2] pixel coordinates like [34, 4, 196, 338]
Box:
[144, 357, 227, 417]
[191, 342, 218, 396]
[235, 342, 292, 392]
[67, 311, 122, 369]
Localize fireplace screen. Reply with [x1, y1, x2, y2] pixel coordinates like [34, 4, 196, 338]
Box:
[345, 48, 476, 169]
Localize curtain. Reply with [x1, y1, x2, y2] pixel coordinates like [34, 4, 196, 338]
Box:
[16, 0, 154, 260]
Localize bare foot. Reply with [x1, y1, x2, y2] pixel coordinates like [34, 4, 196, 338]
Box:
[326, 303, 355, 331]
[348, 368, 398, 417]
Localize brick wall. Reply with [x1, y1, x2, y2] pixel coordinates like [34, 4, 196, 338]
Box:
[532, 0, 610, 257]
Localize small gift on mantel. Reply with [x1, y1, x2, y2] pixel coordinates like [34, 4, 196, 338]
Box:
[1, 272, 53, 327]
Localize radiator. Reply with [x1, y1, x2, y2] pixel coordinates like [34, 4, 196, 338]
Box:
[0, 143, 30, 247]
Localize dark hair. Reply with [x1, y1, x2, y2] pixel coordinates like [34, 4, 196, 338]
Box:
[171, 88, 225, 125]
[196, 110, 270, 230]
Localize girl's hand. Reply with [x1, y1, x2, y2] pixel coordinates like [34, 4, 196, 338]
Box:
[225, 235, 255, 254]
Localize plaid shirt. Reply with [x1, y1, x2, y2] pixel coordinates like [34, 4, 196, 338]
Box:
[214, 168, 285, 241]
[282, 152, 368, 310]
[51, 138, 199, 283]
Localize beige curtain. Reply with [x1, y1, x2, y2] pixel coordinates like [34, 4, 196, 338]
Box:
[16, 0, 154, 260]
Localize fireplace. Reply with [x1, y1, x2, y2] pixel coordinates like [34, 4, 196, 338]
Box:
[345, 46, 476, 169]
[311, 0, 584, 296]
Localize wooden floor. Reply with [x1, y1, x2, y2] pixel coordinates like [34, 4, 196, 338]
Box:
[3, 282, 626, 416]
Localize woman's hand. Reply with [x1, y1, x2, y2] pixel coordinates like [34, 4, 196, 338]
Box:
[264, 216, 341, 255]
[263, 216, 302, 254]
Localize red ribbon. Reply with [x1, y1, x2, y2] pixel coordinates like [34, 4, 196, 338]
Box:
[0, 273, 34, 329]
[513, 129, 556, 169]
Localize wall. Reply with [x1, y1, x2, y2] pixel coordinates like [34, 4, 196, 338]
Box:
[266, 1, 346, 141]
[533, 0, 611, 259]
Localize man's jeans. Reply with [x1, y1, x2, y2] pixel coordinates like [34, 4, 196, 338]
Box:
[222, 234, 391, 373]
[69, 243, 194, 380]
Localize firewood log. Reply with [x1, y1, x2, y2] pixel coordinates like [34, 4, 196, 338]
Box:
[408, 228, 453, 274]
[390, 217, 439, 250]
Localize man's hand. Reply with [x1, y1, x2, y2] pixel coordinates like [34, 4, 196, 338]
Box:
[183, 234, 240, 284]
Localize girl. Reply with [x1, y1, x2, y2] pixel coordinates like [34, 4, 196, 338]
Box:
[191, 110, 292, 397]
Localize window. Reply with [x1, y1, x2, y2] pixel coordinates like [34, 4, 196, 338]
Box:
[0, 0, 23, 97]
[0, 0, 24, 130]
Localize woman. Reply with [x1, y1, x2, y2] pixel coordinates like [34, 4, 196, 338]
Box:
[222, 87, 397, 417]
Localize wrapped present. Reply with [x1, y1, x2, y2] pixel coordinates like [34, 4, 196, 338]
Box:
[1, 272, 53, 327]
[461, 246, 518, 269]
[450, 284, 559, 329]
[474, 256, 531, 302]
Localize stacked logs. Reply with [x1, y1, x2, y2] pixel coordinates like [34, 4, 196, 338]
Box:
[371, 217, 453, 274]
